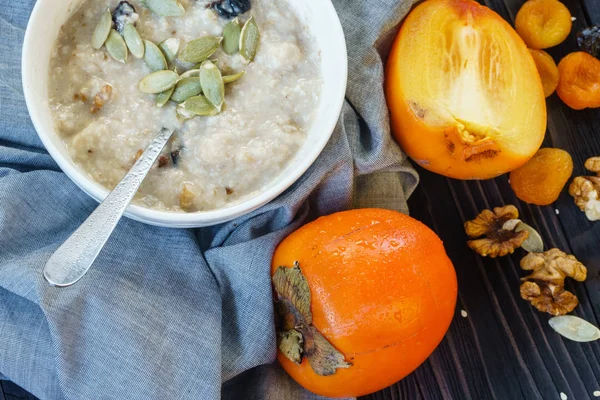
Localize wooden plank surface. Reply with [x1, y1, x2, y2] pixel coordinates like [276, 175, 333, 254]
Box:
[362, 0, 600, 399]
[3, 0, 600, 399]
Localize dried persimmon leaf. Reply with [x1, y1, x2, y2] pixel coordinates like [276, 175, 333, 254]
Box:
[306, 327, 352, 376]
[277, 329, 304, 364]
[272, 262, 312, 324]
[274, 298, 306, 332]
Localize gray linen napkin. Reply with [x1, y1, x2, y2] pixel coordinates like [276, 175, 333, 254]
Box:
[0, 0, 418, 398]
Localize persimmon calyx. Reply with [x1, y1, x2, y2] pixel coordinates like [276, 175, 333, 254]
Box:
[273, 262, 352, 376]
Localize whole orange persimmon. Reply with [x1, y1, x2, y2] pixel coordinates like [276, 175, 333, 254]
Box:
[386, 0, 546, 180]
[271, 209, 457, 398]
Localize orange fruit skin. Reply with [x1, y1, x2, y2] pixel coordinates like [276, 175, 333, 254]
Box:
[515, 0, 572, 49]
[510, 148, 573, 205]
[529, 48, 560, 98]
[272, 209, 457, 398]
[557, 51, 600, 110]
[386, 0, 546, 180]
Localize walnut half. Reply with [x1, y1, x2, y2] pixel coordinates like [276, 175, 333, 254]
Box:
[520, 249, 587, 315]
[569, 157, 600, 221]
[90, 84, 113, 114]
[464, 205, 529, 257]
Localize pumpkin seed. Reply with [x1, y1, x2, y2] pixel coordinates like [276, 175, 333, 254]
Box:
[516, 222, 544, 253]
[156, 86, 175, 107]
[181, 95, 219, 116]
[122, 23, 144, 59]
[180, 36, 222, 63]
[144, 40, 168, 71]
[200, 60, 224, 110]
[549, 315, 600, 342]
[193, 60, 217, 70]
[222, 18, 241, 55]
[141, 0, 185, 17]
[92, 8, 112, 50]
[171, 77, 203, 103]
[139, 70, 179, 94]
[222, 71, 245, 84]
[240, 16, 260, 62]
[176, 105, 196, 120]
[106, 29, 128, 63]
[159, 38, 180, 63]
[180, 69, 200, 79]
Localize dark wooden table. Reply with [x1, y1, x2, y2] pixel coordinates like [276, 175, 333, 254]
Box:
[3, 0, 600, 399]
[360, 0, 600, 398]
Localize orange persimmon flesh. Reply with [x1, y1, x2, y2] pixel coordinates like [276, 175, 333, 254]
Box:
[515, 0, 572, 50]
[556, 51, 600, 110]
[529, 48, 560, 97]
[273, 209, 457, 398]
[386, 0, 546, 180]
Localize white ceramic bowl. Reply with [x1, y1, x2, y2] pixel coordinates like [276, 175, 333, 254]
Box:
[22, 0, 347, 228]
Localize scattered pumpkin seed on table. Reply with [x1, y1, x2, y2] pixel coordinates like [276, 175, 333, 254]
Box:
[139, 70, 179, 94]
[223, 71, 245, 84]
[200, 60, 225, 110]
[156, 86, 175, 107]
[92, 8, 112, 50]
[122, 23, 145, 59]
[549, 315, 600, 342]
[171, 77, 203, 103]
[141, 0, 185, 17]
[144, 40, 168, 71]
[106, 29, 128, 63]
[180, 36, 222, 63]
[222, 18, 241, 55]
[240, 16, 260, 62]
[158, 38, 181, 63]
[515, 222, 544, 253]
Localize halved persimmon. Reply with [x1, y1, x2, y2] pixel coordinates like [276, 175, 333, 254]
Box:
[386, 0, 547, 180]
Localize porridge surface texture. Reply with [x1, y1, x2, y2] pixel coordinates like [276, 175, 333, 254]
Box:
[49, 0, 322, 212]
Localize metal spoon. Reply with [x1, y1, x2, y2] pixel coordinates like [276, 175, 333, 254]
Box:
[43, 127, 175, 287]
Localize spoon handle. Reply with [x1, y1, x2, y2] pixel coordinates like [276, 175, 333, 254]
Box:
[43, 127, 175, 287]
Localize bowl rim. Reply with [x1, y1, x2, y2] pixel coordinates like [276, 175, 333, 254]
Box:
[22, 0, 348, 228]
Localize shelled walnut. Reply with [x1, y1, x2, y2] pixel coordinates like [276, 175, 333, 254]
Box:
[569, 157, 600, 221]
[179, 184, 196, 210]
[90, 84, 113, 114]
[520, 249, 587, 315]
[464, 205, 529, 257]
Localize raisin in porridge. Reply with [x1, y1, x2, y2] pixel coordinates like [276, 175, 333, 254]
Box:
[49, 0, 322, 212]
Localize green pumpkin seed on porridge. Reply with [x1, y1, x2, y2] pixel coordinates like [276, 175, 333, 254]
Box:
[49, 0, 322, 212]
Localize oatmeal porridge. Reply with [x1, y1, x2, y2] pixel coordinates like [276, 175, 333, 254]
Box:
[49, 0, 322, 212]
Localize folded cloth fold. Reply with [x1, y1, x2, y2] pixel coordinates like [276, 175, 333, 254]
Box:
[0, 0, 418, 398]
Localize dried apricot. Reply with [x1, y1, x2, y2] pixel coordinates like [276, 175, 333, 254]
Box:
[556, 51, 600, 109]
[510, 148, 573, 205]
[529, 49, 559, 97]
[515, 0, 572, 49]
